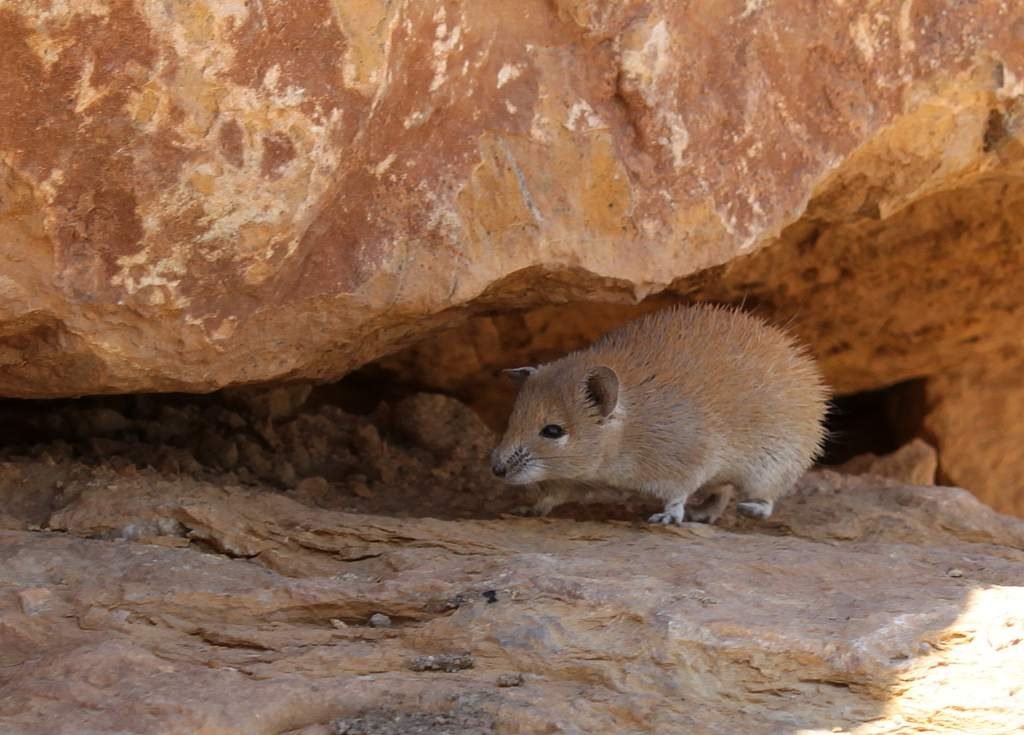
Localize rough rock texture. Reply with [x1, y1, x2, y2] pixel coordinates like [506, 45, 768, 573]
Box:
[1, 0, 1024, 397]
[378, 163, 1024, 510]
[0, 389, 540, 522]
[922, 363, 1024, 518]
[1, 390, 1023, 734]
[838, 438, 938, 487]
[2, 467, 1024, 734]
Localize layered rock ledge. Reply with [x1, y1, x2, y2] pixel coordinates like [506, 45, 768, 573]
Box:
[0, 388, 1020, 733]
[2, 466, 1023, 734]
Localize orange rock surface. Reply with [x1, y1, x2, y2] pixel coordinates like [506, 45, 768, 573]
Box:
[1, 0, 1022, 398]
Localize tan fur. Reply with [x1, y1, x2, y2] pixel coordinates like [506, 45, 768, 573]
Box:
[491, 304, 830, 524]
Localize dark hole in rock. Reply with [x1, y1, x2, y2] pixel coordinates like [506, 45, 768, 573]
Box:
[309, 363, 425, 417]
[819, 378, 928, 466]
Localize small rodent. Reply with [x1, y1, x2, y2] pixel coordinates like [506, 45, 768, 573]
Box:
[490, 304, 829, 525]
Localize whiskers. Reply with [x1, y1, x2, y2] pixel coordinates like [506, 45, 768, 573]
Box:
[536, 452, 593, 462]
[528, 452, 597, 480]
[503, 449, 597, 484]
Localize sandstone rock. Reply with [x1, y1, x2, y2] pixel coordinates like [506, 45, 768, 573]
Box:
[292, 476, 332, 505]
[838, 439, 938, 487]
[5, 0, 1024, 515]
[378, 158, 1024, 505]
[1, 1, 1023, 400]
[2, 467, 1023, 734]
[922, 363, 1024, 517]
[3, 8, 1024, 727]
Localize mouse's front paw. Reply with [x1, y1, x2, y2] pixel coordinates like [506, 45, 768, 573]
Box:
[647, 503, 685, 526]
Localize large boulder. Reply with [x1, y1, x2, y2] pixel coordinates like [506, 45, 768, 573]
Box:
[1, 0, 1023, 397]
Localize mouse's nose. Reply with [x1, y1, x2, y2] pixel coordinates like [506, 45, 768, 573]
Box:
[491, 462, 507, 478]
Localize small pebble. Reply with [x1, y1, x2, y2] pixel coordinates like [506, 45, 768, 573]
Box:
[293, 476, 331, 502]
[481, 590, 498, 604]
[408, 653, 475, 672]
[350, 481, 374, 499]
[948, 568, 964, 578]
[684, 523, 717, 538]
[18, 587, 52, 615]
[369, 613, 392, 628]
[442, 593, 468, 611]
[330, 618, 348, 629]
[496, 673, 524, 688]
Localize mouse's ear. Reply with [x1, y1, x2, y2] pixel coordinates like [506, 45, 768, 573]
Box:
[583, 366, 619, 418]
[503, 366, 538, 383]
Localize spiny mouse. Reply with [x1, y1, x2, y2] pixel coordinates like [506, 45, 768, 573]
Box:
[490, 304, 829, 525]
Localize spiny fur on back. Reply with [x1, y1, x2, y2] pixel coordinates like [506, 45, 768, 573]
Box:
[491, 303, 831, 522]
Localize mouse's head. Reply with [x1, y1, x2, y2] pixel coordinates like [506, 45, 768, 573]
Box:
[490, 362, 620, 484]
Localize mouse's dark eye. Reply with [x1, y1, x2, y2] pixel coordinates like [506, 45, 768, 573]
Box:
[540, 424, 566, 439]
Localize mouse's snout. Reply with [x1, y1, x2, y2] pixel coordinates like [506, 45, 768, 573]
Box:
[490, 446, 509, 478]
[490, 444, 528, 482]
